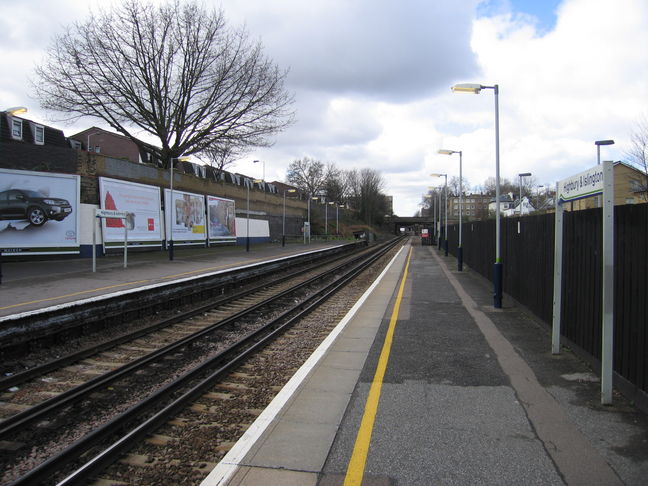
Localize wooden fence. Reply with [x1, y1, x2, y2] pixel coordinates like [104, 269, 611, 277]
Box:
[444, 203, 648, 398]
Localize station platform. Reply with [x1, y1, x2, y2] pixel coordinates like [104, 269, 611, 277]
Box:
[0, 240, 347, 319]
[202, 239, 648, 486]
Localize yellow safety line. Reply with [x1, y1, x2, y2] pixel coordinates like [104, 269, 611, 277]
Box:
[0, 280, 152, 311]
[343, 246, 412, 486]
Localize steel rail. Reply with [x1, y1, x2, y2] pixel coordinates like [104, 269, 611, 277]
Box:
[9, 237, 403, 486]
[0, 240, 389, 440]
[0, 244, 366, 391]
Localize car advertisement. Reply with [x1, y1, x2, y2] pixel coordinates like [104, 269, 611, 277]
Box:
[207, 195, 236, 242]
[163, 189, 207, 243]
[99, 178, 162, 244]
[0, 168, 80, 254]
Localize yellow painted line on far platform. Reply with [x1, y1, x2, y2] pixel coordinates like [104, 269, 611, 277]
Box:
[343, 246, 412, 486]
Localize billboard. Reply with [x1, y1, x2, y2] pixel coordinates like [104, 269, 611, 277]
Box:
[207, 195, 236, 242]
[0, 169, 80, 255]
[164, 189, 207, 243]
[99, 178, 162, 245]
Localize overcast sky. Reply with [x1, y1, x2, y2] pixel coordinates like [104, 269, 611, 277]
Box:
[2, 0, 646, 215]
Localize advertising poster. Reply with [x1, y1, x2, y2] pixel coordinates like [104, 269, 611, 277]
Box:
[99, 178, 162, 244]
[164, 189, 207, 243]
[207, 195, 236, 242]
[0, 168, 80, 254]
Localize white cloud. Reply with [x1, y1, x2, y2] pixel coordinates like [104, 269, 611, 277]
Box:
[2, 0, 648, 217]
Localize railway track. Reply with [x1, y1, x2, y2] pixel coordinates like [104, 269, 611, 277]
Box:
[0, 237, 405, 485]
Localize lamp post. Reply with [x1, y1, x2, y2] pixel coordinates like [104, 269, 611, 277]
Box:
[0, 106, 28, 285]
[439, 149, 463, 270]
[595, 140, 614, 165]
[431, 174, 448, 256]
[283, 189, 296, 247]
[253, 159, 265, 180]
[168, 156, 191, 261]
[336, 204, 341, 235]
[452, 82, 503, 307]
[246, 178, 263, 252]
[324, 200, 329, 236]
[328, 202, 336, 237]
[518, 172, 532, 215]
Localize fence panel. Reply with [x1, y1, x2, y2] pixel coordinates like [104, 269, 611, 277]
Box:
[443, 204, 648, 396]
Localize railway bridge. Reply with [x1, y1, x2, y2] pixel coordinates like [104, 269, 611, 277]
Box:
[385, 215, 434, 235]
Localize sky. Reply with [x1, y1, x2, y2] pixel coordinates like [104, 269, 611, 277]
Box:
[2, 0, 646, 216]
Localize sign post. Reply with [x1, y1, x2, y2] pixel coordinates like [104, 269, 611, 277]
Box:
[94, 209, 130, 272]
[553, 161, 614, 404]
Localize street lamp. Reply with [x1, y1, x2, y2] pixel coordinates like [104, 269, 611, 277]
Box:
[439, 149, 464, 271]
[429, 186, 443, 249]
[431, 173, 448, 256]
[253, 159, 265, 180]
[246, 178, 264, 252]
[536, 185, 544, 211]
[168, 156, 191, 261]
[283, 189, 297, 247]
[518, 172, 532, 215]
[336, 203, 342, 235]
[452, 82, 503, 307]
[595, 140, 614, 165]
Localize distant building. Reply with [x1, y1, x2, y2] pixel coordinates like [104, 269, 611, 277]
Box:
[568, 161, 648, 210]
[488, 193, 516, 217]
[69, 127, 146, 164]
[448, 194, 491, 221]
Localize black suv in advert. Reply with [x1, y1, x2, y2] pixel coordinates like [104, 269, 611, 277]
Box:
[0, 189, 73, 226]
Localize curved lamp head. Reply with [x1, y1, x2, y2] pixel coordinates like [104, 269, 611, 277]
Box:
[5, 106, 28, 115]
[451, 83, 482, 94]
[438, 149, 461, 156]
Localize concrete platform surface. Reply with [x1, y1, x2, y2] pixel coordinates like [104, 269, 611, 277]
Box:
[0, 241, 347, 318]
[202, 240, 648, 486]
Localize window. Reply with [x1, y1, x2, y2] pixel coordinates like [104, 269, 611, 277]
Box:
[11, 118, 22, 140]
[33, 124, 44, 145]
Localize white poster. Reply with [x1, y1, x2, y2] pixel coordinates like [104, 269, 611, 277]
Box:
[0, 169, 80, 254]
[99, 178, 162, 243]
[164, 189, 207, 242]
[207, 195, 236, 241]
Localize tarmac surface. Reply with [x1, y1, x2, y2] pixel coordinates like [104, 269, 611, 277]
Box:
[202, 239, 648, 486]
[2, 238, 648, 485]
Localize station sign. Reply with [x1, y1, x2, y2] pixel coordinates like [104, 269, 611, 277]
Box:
[557, 165, 605, 203]
[95, 209, 129, 219]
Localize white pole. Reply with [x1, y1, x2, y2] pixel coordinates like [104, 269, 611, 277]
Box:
[552, 181, 563, 354]
[601, 160, 615, 404]
[92, 215, 97, 273]
[124, 224, 128, 268]
[459, 153, 463, 245]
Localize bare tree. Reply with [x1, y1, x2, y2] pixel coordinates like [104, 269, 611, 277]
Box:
[448, 176, 470, 197]
[285, 157, 327, 196]
[355, 168, 387, 225]
[34, 0, 294, 168]
[483, 177, 517, 197]
[198, 143, 243, 178]
[626, 115, 648, 202]
[323, 163, 348, 203]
